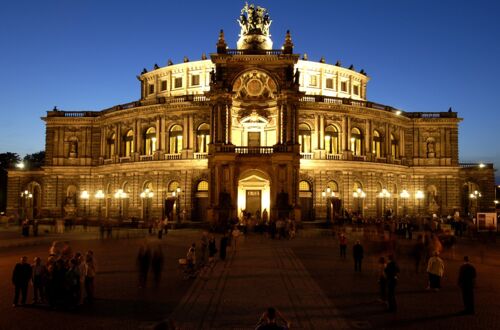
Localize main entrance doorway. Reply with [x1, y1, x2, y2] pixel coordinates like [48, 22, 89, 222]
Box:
[246, 190, 261, 215]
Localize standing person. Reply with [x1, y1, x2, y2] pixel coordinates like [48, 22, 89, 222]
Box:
[339, 233, 347, 259]
[219, 233, 229, 261]
[84, 250, 96, 304]
[232, 226, 241, 251]
[137, 243, 151, 289]
[185, 243, 197, 278]
[353, 240, 364, 272]
[377, 257, 387, 303]
[208, 235, 218, 263]
[413, 235, 425, 273]
[458, 256, 476, 315]
[32, 257, 46, 304]
[384, 254, 400, 312]
[200, 231, 209, 266]
[151, 245, 164, 288]
[426, 251, 445, 291]
[12, 256, 32, 307]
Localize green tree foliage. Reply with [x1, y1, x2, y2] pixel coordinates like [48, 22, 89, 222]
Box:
[0, 152, 21, 169]
[23, 151, 45, 169]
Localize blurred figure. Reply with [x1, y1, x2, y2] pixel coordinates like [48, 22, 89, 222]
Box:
[137, 242, 151, 288]
[185, 243, 197, 279]
[151, 245, 164, 288]
[353, 240, 364, 272]
[426, 251, 445, 291]
[208, 235, 218, 263]
[32, 257, 46, 304]
[339, 233, 347, 259]
[219, 233, 228, 261]
[458, 256, 476, 315]
[84, 250, 96, 303]
[12, 256, 32, 307]
[384, 255, 400, 312]
[377, 257, 387, 303]
[256, 306, 291, 330]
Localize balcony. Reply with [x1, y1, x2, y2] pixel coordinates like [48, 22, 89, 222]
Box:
[235, 147, 274, 155]
[194, 153, 208, 159]
[140, 155, 154, 161]
[300, 152, 313, 159]
[352, 155, 366, 161]
[164, 153, 182, 160]
[326, 153, 342, 160]
[119, 156, 131, 163]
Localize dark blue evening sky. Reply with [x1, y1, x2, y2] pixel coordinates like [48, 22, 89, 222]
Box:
[1, 0, 499, 181]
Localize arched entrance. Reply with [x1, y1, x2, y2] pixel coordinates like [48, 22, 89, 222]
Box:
[237, 170, 271, 221]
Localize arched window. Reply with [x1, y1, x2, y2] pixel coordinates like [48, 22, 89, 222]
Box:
[372, 130, 382, 158]
[350, 128, 363, 156]
[197, 180, 209, 192]
[325, 125, 339, 154]
[124, 130, 134, 157]
[327, 181, 339, 192]
[298, 124, 311, 153]
[196, 123, 210, 153]
[168, 180, 181, 197]
[391, 133, 399, 158]
[144, 127, 156, 156]
[107, 133, 116, 158]
[169, 125, 183, 154]
[299, 180, 311, 192]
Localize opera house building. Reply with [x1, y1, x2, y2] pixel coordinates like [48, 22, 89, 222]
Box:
[7, 4, 495, 226]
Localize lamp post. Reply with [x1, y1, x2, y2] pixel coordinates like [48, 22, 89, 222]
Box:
[400, 189, 410, 217]
[469, 190, 481, 217]
[20, 190, 33, 220]
[140, 188, 154, 227]
[352, 188, 366, 216]
[114, 189, 127, 225]
[415, 190, 424, 227]
[322, 188, 336, 223]
[95, 190, 105, 224]
[172, 187, 182, 223]
[378, 188, 391, 220]
[80, 190, 89, 218]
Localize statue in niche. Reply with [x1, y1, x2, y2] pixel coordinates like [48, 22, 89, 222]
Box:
[294, 68, 300, 85]
[69, 140, 78, 158]
[426, 140, 435, 158]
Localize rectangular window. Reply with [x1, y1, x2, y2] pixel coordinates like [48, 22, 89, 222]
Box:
[160, 80, 167, 91]
[191, 75, 200, 86]
[326, 78, 333, 89]
[341, 81, 347, 92]
[353, 85, 359, 95]
[148, 84, 154, 94]
[174, 77, 183, 88]
[309, 75, 317, 87]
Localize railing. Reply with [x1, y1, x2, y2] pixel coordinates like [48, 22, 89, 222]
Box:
[393, 158, 402, 165]
[225, 49, 284, 56]
[326, 153, 342, 160]
[103, 158, 114, 164]
[376, 157, 387, 163]
[460, 163, 493, 169]
[352, 155, 366, 161]
[194, 153, 208, 159]
[119, 156, 131, 163]
[164, 153, 182, 160]
[140, 155, 154, 161]
[235, 147, 274, 155]
[300, 152, 313, 159]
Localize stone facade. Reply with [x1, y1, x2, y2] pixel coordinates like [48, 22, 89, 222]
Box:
[7, 6, 495, 224]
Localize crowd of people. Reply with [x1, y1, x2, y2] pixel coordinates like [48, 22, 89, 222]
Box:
[11, 241, 96, 309]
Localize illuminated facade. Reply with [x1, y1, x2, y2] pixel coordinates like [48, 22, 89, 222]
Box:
[7, 4, 496, 224]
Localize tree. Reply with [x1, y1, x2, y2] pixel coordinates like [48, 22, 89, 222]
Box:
[0, 152, 21, 169]
[23, 151, 45, 169]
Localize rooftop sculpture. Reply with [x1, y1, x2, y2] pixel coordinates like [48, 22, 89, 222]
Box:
[237, 3, 273, 50]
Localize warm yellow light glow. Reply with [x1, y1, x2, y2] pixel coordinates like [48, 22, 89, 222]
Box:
[395, 110, 401, 116]
[80, 190, 90, 200]
[16, 162, 25, 169]
[114, 189, 127, 199]
[415, 190, 424, 200]
[479, 163, 485, 168]
[400, 189, 410, 199]
[494, 200, 498, 205]
[95, 190, 105, 199]
[379, 188, 390, 198]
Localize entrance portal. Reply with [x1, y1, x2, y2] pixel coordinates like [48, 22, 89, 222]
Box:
[237, 171, 271, 220]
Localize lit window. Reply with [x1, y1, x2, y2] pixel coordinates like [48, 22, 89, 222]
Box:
[197, 180, 208, 192]
[325, 125, 339, 154]
[351, 127, 363, 156]
[174, 77, 183, 88]
[144, 127, 156, 156]
[107, 133, 116, 158]
[372, 130, 382, 158]
[169, 125, 183, 153]
[299, 180, 311, 191]
[160, 80, 167, 91]
[391, 133, 399, 158]
[196, 123, 210, 153]
[341, 81, 347, 92]
[191, 75, 200, 86]
[124, 130, 134, 156]
[326, 78, 333, 89]
[168, 181, 180, 193]
[309, 75, 317, 87]
[298, 123, 311, 153]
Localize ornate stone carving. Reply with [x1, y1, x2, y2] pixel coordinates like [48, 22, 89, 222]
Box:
[237, 3, 273, 50]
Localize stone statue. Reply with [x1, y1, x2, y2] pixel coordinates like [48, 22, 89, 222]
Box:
[210, 68, 216, 84]
[237, 2, 273, 50]
[427, 140, 435, 158]
[294, 68, 300, 85]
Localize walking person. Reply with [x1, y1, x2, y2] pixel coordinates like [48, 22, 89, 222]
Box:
[84, 250, 96, 304]
[458, 256, 476, 315]
[353, 240, 364, 272]
[339, 233, 347, 259]
[232, 226, 241, 251]
[137, 242, 151, 288]
[384, 255, 400, 312]
[426, 251, 445, 291]
[32, 257, 46, 304]
[208, 235, 218, 264]
[377, 257, 387, 304]
[219, 233, 229, 261]
[12, 256, 32, 307]
[151, 245, 164, 288]
[185, 243, 197, 279]
[413, 235, 425, 273]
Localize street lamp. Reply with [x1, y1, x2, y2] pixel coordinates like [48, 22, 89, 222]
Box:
[20, 190, 33, 220]
[140, 188, 154, 227]
[95, 190, 105, 223]
[469, 190, 481, 216]
[80, 190, 89, 218]
[322, 187, 336, 222]
[114, 189, 128, 225]
[400, 189, 410, 217]
[378, 188, 391, 220]
[172, 187, 181, 222]
[352, 188, 366, 216]
[415, 190, 424, 226]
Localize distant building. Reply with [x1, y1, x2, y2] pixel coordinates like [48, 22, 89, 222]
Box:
[7, 4, 495, 224]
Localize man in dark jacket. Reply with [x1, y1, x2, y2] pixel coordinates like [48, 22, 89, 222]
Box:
[353, 240, 364, 272]
[458, 256, 476, 315]
[12, 256, 32, 306]
[384, 254, 400, 312]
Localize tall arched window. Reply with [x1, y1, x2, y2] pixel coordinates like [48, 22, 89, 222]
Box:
[325, 125, 339, 154]
[168, 181, 180, 195]
[144, 127, 156, 155]
[197, 180, 209, 192]
[299, 180, 311, 192]
[350, 128, 363, 156]
[391, 133, 398, 158]
[196, 123, 210, 153]
[169, 125, 183, 154]
[372, 130, 382, 158]
[298, 123, 311, 153]
[124, 130, 134, 157]
[107, 133, 116, 158]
